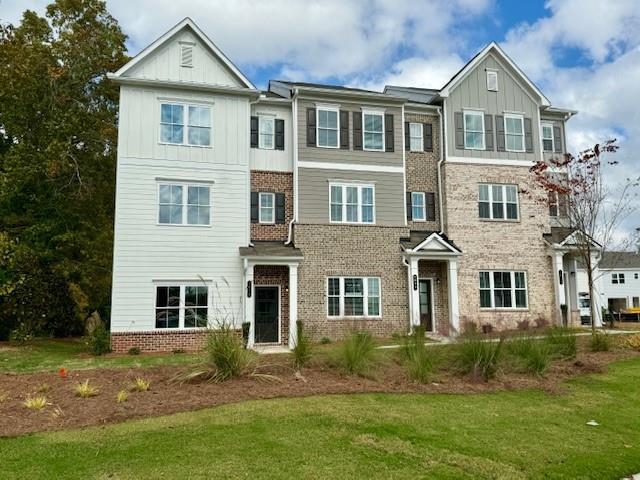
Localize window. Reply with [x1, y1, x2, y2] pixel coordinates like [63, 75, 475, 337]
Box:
[504, 114, 524, 152]
[160, 103, 211, 146]
[363, 110, 384, 151]
[542, 123, 554, 152]
[612, 273, 625, 285]
[155, 285, 209, 329]
[464, 111, 485, 150]
[478, 184, 518, 220]
[159, 183, 210, 226]
[487, 70, 498, 91]
[327, 277, 380, 317]
[317, 107, 339, 148]
[633, 297, 639, 308]
[258, 116, 274, 149]
[259, 192, 275, 224]
[411, 192, 426, 221]
[409, 123, 423, 151]
[329, 183, 375, 224]
[548, 191, 559, 217]
[479, 271, 528, 309]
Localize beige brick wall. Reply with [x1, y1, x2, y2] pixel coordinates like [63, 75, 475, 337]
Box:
[250, 170, 293, 242]
[442, 162, 556, 330]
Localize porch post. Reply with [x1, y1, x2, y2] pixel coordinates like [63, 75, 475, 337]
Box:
[409, 257, 420, 330]
[551, 251, 565, 326]
[245, 262, 255, 348]
[591, 253, 603, 327]
[288, 264, 298, 348]
[447, 259, 460, 334]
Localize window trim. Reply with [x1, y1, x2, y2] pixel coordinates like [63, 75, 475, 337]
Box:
[154, 284, 210, 330]
[258, 192, 275, 224]
[258, 115, 275, 150]
[486, 69, 498, 92]
[159, 102, 213, 148]
[157, 182, 212, 227]
[326, 276, 382, 318]
[411, 192, 426, 221]
[328, 182, 376, 225]
[541, 122, 554, 152]
[612, 273, 626, 285]
[409, 122, 423, 152]
[504, 113, 525, 153]
[362, 108, 385, 152]
[316, 105, 340, 149]
[463, 110, 485, 150]
[478, 183, 519, 221]
[479, 270, 528, 310]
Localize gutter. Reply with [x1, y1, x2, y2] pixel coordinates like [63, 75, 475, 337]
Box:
[436, 105, 445, 229]
[285, 87, 300, 245]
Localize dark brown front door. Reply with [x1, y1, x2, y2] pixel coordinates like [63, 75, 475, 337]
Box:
[419, 279, 433, 332]
[255, 286, 279, 343]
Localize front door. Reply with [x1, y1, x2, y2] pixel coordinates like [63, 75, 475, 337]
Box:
[418, 279, 433, 332]
[255, 286, 279, 343]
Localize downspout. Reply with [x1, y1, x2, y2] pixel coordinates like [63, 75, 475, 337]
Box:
[402, 254, 412, 332]
[436, 105, 445, 230]
[285, 88, 299, 245]
[247, 94, 262, 247]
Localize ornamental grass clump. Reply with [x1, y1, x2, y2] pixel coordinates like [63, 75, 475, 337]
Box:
[24, 395, 48, 410]
[545, 327, 577, 359]
[507, 334, 552, 376]
[75, 380, 99, 398]
[336, 331, 378, 376]
[400, 326, 436, 384]
[131, 377, 151, 392]
[116, 390, 128, 403]
[292, 321, 312, 370]
[455, 334, 504, 381]
[590, 332, 610, 352]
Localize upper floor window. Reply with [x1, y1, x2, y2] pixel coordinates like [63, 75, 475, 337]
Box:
[317, 107, 339, 148]
[548, 191, 568, 217]
[486, 70, 498, 91]
[363, 110, 384, 151]
[330, 183, 374, 224]
[541, 123, 554, 152]
[504, 114, 524, 152]
[612, 273, 625, 285]
[259, 192, 275, 224]
[464, 111, 485, 150]
[158, 183, 211, 226]
[479, 271, 527, 309]
[258, 116, 274, 149]
[160, 103, 211, 146]
[409, 123, 423, 152]
[479, 184, 518, 220]
[411, 192, 426, 221]
[155, 285, 208, 329]
[327, 276, 380, 317]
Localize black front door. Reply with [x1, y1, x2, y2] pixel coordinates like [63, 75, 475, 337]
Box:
[255, 286, 279, 343]
[419, 279, 433, 332]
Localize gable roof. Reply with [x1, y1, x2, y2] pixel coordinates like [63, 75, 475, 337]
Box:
[438, 42, 550, 107]
[543, 227, 602, 249]
[112, 17, 255, 89]
[599, 251, 640, 269]
[401, 231, 462, 254]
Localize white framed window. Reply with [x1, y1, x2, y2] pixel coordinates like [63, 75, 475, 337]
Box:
[155, 285, 209, 329]
[409, 123, 423, 151]
[259, 192, 275, 224]
[329, 183, 375, 224]
[478, 184, 518, 220]
[486, 70, 498, 91]
[327, 277, 381, 318]
[479, 271, 527, 309]
[464, 111, 485, 150]
[612, 273, 625, 285]
[258, 116, 274, 150]
[504, 114, 524, 152]
[633, 297, 639, 308]
[411, 192, 426, 221]
[160, 103, 211, 146]
[363, 110, 385, 151]
[158, 183, 211, 226]
[541, 122, 554, 152]
[317, 106, 339, 148]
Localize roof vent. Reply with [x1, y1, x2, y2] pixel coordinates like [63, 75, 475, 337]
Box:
[180, 43, 194, 68]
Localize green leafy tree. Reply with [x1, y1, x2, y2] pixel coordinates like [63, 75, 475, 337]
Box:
[0, 0, 128, 338]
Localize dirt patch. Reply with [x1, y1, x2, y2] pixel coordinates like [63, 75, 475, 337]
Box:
[0, 349, 638, 437]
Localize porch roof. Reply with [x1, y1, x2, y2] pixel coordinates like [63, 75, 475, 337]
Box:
[400, 230, 462, 254]
[239, 241, 303, 259]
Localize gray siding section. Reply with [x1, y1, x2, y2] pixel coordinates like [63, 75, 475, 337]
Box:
[297, 98, 403, 167]
[446, 52, 541, 161]
[298, 168, 405, 226]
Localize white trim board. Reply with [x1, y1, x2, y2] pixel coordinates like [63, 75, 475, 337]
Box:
[298, 161, 404, 173]
[445, 156, 535, 167]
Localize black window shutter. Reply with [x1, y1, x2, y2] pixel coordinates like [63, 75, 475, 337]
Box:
[340, 110, 349, 149]
[250, 192, 259, 223]
[496, 115, 505, 152]
[424, 123, 433, 152]
[250, 116, 259, 148]
[454, 112, 464, 149]
[484, 115, 494, 151]
[306, 108, 316, 147]
[275, 119, 285, 150]
[353, 112, 363, 150]
[425, 192, 436, 221]
[404, 122, 410, 151]
[385, 114, 394, 152]
[275, 193, 286, 224]
[553, 125, 562, 153]
[524, 117, 533, 153]
[406, 191, 412, 221]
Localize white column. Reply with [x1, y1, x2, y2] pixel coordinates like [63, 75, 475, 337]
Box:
[591, 253, 603, 327]
[551, 251, 565, 326]
[447, 259, 460, 334]
[288, 264, 298, 349]
[245, 263, 255, 348]
[409, 257, 420, 330]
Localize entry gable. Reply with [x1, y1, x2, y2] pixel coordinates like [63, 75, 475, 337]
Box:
[402, 231, 462, 255]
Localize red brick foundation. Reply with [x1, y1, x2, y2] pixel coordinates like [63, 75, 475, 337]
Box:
[111, 329, 225, 353]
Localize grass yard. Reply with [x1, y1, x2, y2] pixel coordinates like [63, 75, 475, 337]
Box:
[2, 357, 640, 479]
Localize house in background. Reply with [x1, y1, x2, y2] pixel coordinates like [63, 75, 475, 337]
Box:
[107, 18, 591, 353]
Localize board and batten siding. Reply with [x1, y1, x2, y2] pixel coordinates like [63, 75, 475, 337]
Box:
[250, 103, 293, 172]
[297, 168, 405, 226]
[540, 115, 567, 162]
[446, 52, 541, 161]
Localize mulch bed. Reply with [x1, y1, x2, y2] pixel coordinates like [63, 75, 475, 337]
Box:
[1, 349, 638, 437]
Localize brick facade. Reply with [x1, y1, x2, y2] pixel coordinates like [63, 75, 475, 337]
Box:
[253, 265, 290, 346]
[250, 170, 293, 241]
[111, 330, 210, 353]
[418, 260, 450, 335]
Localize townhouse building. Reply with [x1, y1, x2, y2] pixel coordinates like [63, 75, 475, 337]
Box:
[107, 18, 599, 352]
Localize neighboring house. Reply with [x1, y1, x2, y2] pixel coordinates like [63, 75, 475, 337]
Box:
[107, 18, 593, 352]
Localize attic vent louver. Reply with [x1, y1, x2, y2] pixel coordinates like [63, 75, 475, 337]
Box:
[180, 43, 194, 68]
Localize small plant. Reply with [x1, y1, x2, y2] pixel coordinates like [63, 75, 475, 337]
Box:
[172, 348, 186, 354]
[507, 335, 552, 376]
[336, 331, 377, 375]
[128, 347, 141, 355]
[131, 377, 151, 392]
[455, 334, 504, 381]
[545, 327, 577, 359]
[481, 323, 494, 335]
[623, 333, 640, 351]
[0, 393, 8, 403]
[292, 321, 312, 369]
[590, 332, 610, 352]
[36, 383, 50, 393]
[9, 322, 35, 343]
[516, 320, 530, 331]
[534, 316, 549, 329]
[461, 320, 478, 336]
[24, 395, 47, 410]
[75, 380, 99, 398]
[400, 326, 435, 384]
[116, 390, 129, 403]
[319, 337, 332, 345]
[86, 322, 111, 356]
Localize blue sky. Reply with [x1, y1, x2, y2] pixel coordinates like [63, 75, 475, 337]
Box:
[2, 0, 640, 243]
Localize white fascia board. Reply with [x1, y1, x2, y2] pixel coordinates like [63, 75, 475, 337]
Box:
[298, 161, 404, 174]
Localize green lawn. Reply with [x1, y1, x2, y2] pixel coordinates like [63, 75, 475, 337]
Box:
[2, 358, 640, 479]
[0, 338, 199, 373]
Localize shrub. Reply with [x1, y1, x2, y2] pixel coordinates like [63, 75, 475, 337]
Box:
[86, 323, 111, 356]
[9, 322, 35, 343]
[292, 321, 312, 369]
[320, 337, 332, 345]
[545, 327, 577, 359]
[116, 390, 128, 403]
[516, 320, 530, 331]
[75, 380, 99, 398]
[623, 334, 640, 351]
[172, 348, 186, 354]
[400, 326, 435, 384]
[534, 317, 549, 329]
[131, 377, 151, 392]
[481, 323, 494, 335]
[24, 395, 47, 410]
[204, 325, 256, 382]
[336, 331, 377, 375]
[128, 347, 141, 355]
[455, 334, 504, 381]
[590, 332, 610, 352]
[507, 335, 552, 376]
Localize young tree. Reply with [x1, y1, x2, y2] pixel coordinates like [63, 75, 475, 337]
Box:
[529, 140, 639, 333]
